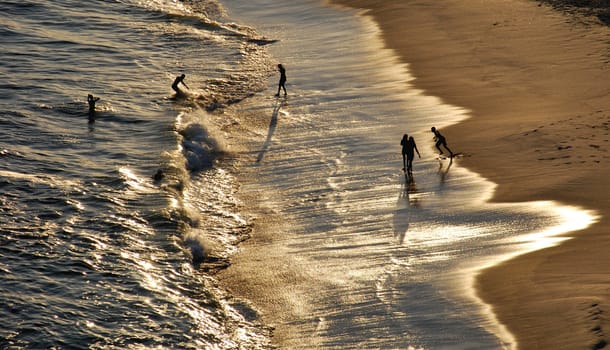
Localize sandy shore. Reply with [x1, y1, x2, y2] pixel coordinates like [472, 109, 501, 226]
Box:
[329, 0, 610, 348]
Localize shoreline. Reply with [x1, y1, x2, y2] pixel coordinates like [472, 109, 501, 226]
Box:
[329, 0, 610, 348]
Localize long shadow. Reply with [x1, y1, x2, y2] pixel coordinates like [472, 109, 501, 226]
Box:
[256, 100, 284, 163]
[393, 173, 418, 244]
[438, 156, 454, 185]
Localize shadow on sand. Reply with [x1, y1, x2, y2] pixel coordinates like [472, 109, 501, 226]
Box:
[393, 172, 418, 244]
[256, 100, 285, 163]
[438, 156, 453, 185]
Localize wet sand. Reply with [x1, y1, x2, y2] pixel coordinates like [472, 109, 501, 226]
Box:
[329, 0, 610, 348]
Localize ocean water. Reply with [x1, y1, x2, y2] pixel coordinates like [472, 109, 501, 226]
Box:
[0, 0, 597, 349]
[1, 0, 273, 348]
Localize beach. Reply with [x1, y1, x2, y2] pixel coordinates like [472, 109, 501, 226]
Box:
[329, 0, 610, 348]
[13, 0, 608, 348]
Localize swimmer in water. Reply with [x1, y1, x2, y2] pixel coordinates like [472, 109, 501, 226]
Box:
[172, 74, 189, 94]
[87, 94, 100, 122]
[153, 169, 165, 182]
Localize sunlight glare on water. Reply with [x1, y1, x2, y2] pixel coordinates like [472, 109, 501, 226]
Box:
[221, 0, 600, 348]
[0, 0, 600, 348]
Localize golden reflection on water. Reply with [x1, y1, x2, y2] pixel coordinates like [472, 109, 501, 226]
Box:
[523, 201, 599, 251]
[119, 166, 150, 192]
[462, 201, 599, 350]
[222, 1, 603, 347]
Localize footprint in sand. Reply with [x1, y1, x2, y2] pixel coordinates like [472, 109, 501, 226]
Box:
[525, 113, 610, 165]
[587, 302, 608, 350]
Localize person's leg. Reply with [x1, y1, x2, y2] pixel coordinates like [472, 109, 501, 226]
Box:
[443, 142, 454, 157]
[435, 141, 444, 154]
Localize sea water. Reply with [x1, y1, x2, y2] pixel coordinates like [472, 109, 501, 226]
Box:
[0, 0, 597, 349]
[1, 0, 273, 348]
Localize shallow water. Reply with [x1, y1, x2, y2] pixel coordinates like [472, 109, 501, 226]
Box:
[0, 0, 597, 349]
[222, 1, 597, 349]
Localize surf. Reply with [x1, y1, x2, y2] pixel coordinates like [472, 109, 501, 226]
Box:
[0, 0, 275, 348]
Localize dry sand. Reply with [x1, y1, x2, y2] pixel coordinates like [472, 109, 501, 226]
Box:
[329, 0, 610, 348]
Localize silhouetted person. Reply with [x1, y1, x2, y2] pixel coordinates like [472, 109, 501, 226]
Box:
[406, 136, 421, 173]
[153, 169, 165, 182]
[400, 134, 409, 171]
[172, 74, 189, 94]
[87, 94, 100, 122]
[275, 64, 287, 97]
[431, 126, 453, 157]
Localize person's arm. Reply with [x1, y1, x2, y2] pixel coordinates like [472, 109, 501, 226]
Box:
[182, 81, 190, 89]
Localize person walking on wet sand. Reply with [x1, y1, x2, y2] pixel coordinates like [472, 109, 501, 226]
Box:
[406, 136, 421, 173]
[87, 94, 100, 122]
[275, 64, 287, 97]
[431, 126, 454, 158]
[401, 134, 421, 173]
[172, 74, 189, 94]
[400, 134, 409, 171]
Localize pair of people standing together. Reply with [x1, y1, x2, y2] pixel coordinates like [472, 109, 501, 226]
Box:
[401, 127, 454, 173]
[400, 134, 420, 173]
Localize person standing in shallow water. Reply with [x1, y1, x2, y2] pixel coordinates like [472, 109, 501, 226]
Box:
[275, 64, 287, 97]
[400, 134, 409, 172]
[406, 136, 421, 173]
[87, 94, 100, 122]
[431, 126, 454, 157]
[401, 134, 421, 173]
[172, 74, 189, 94]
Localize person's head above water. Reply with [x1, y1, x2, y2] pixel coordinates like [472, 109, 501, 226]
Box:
[431, 126, 436, 132]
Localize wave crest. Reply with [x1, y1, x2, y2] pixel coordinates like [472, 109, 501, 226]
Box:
[179, 121, 225, 171]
